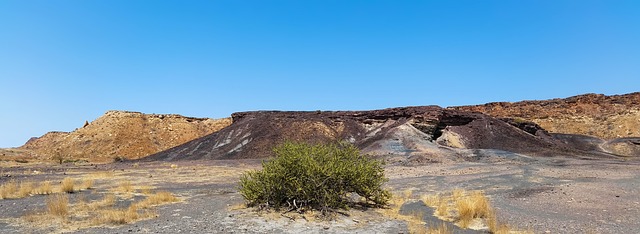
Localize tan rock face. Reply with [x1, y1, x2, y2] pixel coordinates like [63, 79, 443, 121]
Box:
[20, 111, 231, 162]
[451, 92, 640, 139]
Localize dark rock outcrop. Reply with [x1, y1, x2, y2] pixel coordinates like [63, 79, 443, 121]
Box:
[143, 107, 616, 161]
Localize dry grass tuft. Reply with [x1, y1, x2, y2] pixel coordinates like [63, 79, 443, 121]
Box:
[17, 181, 34, 198]
[0, 180, 18, 199]
[378, 190, 410, 219]
[228, 203, 246, 210]
[61, 177, 75, 193]
[451, 188, 465, 201]
[93, 206, 140, 225]
[417, 189, 527, 233]
[408, 221, 428, 234]
[47, 193, 69, 218]
[456, 190, 491, 228]
[135, 191, 179, 209]
[87, 194, 116, 210]
[421, 194, 440, 207]
[116, 181, 134, 193]
[405, 210, 427, 234]
[17, 178, 176, 232]
[402, 188, 414, 199]
[34, 181, 53, 195]
[80, 179, 94, 190]
[140, 186, 153, 195]
[427, 222, 452, 234]
[435, 196, 449, 217]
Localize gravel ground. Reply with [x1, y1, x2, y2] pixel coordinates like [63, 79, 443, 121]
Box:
[0, 154, 638, 233]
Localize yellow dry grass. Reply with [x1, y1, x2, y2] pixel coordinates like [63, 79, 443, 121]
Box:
[87, 194, 116, 210]
[87, 171, 115, 179]
[417, 189, 531, 233]
[46, 193, 69, 218]
[134, 191, 179, 209]
[19, 188, 178, 232]
[427, 222, 452, 234]
[421, 194, 439, 207]
[455, 190, 491, 228]
[0, 180, 17, 199]
[435, 196, 449, 217]
[116, 181, 134, 193]
[140, 186, 154, 195]
[17, 181, 34, 198]
[92, 206, 141, 225]
[33, 181, 53, 195]
[378, 189, 437, 234]
[228, 203, 246, 211]
[61, 177, 75, 193]
[79, 179, 94, 190]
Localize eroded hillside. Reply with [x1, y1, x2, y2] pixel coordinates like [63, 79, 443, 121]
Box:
[451, 92, 640, 139]
[20, 111, 231, 162]
[144, 106, 623, 162]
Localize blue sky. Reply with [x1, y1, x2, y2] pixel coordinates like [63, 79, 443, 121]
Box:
[1, 1, 639, 147]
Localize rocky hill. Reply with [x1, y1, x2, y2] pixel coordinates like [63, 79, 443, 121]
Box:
[20, 111, 231, 162]
[144, 106, 624, 162]
[451, 92, 640, 139]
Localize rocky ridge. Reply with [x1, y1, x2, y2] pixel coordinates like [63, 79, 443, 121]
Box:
[20, 111, 231, 162]
[451, 92, 640, 139]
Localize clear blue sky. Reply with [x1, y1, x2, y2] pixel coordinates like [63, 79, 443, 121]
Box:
[1, 1, 639, 147]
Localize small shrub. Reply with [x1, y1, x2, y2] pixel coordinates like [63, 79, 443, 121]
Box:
[53, 153, 65, 164]
[61, 177, 75, 193]
[239, 142, 390, 214]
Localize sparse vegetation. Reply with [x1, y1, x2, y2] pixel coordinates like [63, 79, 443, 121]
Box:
[0, 180, 17, 199]
[239, 142, 390, 215]
[17, 181, 34, 198]
[135, 191, 179, 209]
[455, 190, 491, 228]
[116, 181, 134, 193]
[416, 189, 531, 233]
[93, 206, 141, 225]
[61, 177, 75, 193]
[16, 177, 179, 232]
[80, 179, 94, 190]
[53, 153, 65, 164]
[34, 181, 53, 195]
[46, 193, 69, 218]
[426, 222, 452, 234]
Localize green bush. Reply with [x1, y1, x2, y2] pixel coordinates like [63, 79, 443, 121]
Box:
[239, 141, 390, 214]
